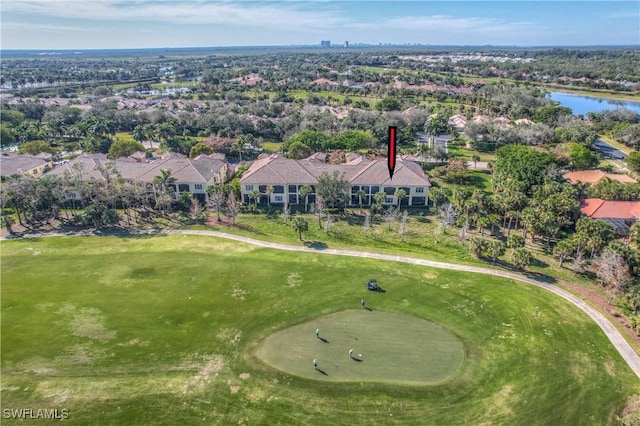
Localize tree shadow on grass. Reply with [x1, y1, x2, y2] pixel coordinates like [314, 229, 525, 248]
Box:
[304, 240, 328, 250]
[490, 258, 557, 284]
[111, 229, 169, 239]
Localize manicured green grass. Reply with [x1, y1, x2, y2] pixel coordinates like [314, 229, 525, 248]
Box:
[600, 135, 631, 155]
[261, 141, 282, 153]
[257, 310, 464, 384]
[114, 131, 136, 142]
[1, 235, 638, 425]
[447, 144, 497, 163]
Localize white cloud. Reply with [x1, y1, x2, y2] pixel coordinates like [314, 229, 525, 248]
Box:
[352, 14, 541, 36]
[0, 21, 88, 33]
[2, 0, 348, 31]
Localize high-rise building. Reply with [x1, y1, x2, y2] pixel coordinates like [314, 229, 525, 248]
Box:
[344, 40, 349, 48]
[320, 40, 331, 48]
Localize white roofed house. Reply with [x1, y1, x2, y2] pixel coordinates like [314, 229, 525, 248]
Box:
[239, 153, 431, 208]
[447, 114, 467, 133]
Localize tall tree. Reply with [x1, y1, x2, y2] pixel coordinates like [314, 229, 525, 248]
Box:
[553, 238, 576, 268]
[207, 184, 227, 221]
[591, 248, 632, 304]
[316, 170, 349, 208]
[291, 215, 309, 241]
[225, 192, 239, 225]
[394, 188, 407, 207]
[299, 185, 313, 212]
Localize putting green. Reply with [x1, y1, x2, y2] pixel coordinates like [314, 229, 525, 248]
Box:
[256, 310, 465, 384]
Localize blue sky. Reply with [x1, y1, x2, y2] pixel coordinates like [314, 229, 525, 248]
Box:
[2, 1, 639, 49]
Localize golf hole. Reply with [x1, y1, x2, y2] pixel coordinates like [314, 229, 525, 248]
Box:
[256, 310, 465, 384]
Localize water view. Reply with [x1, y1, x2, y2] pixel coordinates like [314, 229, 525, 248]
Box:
[548, 92, 640, 116]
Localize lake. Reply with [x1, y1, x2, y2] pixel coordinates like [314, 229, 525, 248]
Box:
[548, 92, 640, 116]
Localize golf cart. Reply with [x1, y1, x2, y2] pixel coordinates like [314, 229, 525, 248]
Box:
[366, 279, 381, 291]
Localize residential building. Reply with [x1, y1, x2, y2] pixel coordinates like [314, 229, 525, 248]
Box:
[579, 198, 640, 235]
[240, 153, 431, 207]
[563, 170, 636, 185]
[45, 152, 227, 203]
[448, 114, 467, 133]
[0, 152, 53, 178]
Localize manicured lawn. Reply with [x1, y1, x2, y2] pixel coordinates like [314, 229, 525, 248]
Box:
[257, 310, 464, 384]
[600, 135, 631, 155]
[1, 235, 638, 424]
[261, 141, 282, 153]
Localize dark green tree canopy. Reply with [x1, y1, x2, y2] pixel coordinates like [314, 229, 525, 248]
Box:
[493, 144, 557, 195]
[316, 170, 350, 208]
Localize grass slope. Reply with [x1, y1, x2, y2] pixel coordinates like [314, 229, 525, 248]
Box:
[1, 235, 638, 425]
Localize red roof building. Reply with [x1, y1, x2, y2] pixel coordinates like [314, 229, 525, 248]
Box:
[563, 170, 636, 185]
[579, 198, 640, 235]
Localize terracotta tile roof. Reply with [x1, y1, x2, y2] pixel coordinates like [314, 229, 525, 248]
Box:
[580, 198, 640, 219]
[563, 170, 636, 185]
[579, 198, 606, 216]
[240, 154, 317, 185]
[45, 153, 225, 184]
[241, 154, 431, 187]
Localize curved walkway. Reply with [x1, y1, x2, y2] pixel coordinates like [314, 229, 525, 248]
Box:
[4, 228, 640, 378]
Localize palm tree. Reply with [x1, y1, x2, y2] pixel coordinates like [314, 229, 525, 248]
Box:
[373, 191, 386, 214]
[265, 185, 273, 207]
[299, 185, 312, 212]
[155, 122, 175, 144]
[486, 240, 506, 262]
[468, 235, 486, 257]
[415, 142, 429, 163]
[144, 124, 157, 149]
[394, 188, 407, 207]
[553, 239, 575, 268]
[291, 215, 309, 241]
[471, 154, 481, 169]
[153, 169, 176, 193]
[248, 190, 261, 208]
[511, 247, 532, 270]
[425, 115, 448, 148]
[234, 137, 246, 162]
[132, 124, 147, 147]
[356, 189, 366, 210]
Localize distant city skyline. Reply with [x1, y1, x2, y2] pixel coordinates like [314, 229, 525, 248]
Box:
[2, 1, 638, 50]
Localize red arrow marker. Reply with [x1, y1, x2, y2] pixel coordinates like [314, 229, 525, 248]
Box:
[387, 126, 397, 180]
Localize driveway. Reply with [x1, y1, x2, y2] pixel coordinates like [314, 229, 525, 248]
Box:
[4, 228, 640, 378]
[415, 133, 450, 154]
[594, 138, 628, 160]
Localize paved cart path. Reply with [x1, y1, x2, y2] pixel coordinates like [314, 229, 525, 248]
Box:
[4, 228, 640, 378]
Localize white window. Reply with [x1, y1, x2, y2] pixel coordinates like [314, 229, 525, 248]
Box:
[194, 184, 203, 190]
[246, 185, 254, 191]
[416, 187, 424, 193]
[385, 197, 394, 204]
[275, 195, 283, 202]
